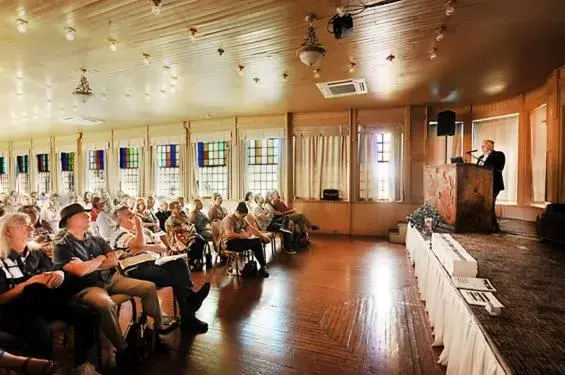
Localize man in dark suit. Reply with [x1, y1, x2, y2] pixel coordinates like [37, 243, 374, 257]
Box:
[477, 139, 506, 232]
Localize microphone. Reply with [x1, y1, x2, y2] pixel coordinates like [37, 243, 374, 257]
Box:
[465, 149, 478, 154]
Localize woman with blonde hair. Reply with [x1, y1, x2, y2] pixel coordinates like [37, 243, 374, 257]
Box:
[0, 213, 99, 373]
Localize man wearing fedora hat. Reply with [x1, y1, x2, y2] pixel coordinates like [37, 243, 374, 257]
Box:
[53, 203, 166, 365]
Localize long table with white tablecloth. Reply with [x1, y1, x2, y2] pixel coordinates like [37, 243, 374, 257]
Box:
[405, 225, 510, 375]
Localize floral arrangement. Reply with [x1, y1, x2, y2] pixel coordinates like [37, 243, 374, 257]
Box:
[407, 203, 443, 231]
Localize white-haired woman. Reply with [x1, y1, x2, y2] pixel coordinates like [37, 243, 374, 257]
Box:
[0, 213, 99, 372]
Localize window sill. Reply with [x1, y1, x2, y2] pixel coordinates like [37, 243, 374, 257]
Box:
[293, 199, 349, 204]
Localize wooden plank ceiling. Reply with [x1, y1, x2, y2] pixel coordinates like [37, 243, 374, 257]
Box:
[1, 0, 565, 139]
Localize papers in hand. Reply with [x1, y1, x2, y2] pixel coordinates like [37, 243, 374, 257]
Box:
[118, 253, 160, 270]
[155, 253, 187, 266]
[452, 276, 496, 292]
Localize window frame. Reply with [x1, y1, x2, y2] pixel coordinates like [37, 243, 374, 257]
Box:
[155, 144, 181, 198]
[245, 138, 281, 197]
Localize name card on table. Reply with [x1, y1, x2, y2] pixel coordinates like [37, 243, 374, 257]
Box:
[431, 233, 478, 277]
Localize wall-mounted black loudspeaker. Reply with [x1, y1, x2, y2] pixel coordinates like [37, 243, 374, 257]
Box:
[437, 110, 456, 136]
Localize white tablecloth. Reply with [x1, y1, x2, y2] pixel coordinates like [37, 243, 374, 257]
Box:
[406, 225, 510, 375]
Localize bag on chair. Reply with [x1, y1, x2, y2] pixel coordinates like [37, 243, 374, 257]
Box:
[241, 260, 258, 278]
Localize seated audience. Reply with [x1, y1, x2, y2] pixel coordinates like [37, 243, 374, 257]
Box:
[83, 192, 93, 209]
[208, 193, 228, 222]
[19, 205, 54, 258]
[165, 201, 205, 271]
[146, 195, 156, 213]
[113, 191, 124, 207]
[269, 191, 319, 233]
[244, 192, 255, 213]
[0, 213, 99, 372]
[53, 203, 168, 365]
[95, 200, 116, 242]
[188, 199, 213, 241]
[90, 196, 101, 222]
[155, 201, 171, 232]
[221, 202, 270, 278]
[135, 198, 159, 233]
[112, 206, 210, 333]
[41, 194, 61, 233]
[253, 194, 295, 254]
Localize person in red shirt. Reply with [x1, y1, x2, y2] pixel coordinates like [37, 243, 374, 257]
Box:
[269, 191, 319, 233]
[89, 197, 101, 222]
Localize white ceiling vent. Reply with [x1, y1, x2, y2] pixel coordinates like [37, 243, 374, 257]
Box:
[316, 78, 368, 98]
[61, 116, 104, 126]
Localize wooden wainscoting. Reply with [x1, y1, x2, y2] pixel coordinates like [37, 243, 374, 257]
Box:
[351, 202, 418, 236]
[293, 200, 418, 236]
[293, 200, 351, 234]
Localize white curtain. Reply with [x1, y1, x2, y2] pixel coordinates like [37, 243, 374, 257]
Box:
[294, 135, 349, 200]
[359, 130, 402, 201]
[472, 115, 519, 203]
[530, 105, 547, 203]
[428, 122, 464, 165]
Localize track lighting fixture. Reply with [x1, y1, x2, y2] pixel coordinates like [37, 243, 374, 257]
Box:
[237, 65, 245, 77]
[16, 18, 28, 33]
[143, 53, 151, 65]
[430, 48, 438, 60]
[151, 0, 162, 15]
[436, 26, 445, 42]
[108, 38, 119, 51]
[445, 1, 455, 16]
[65, 26, 76, 41]
[188, 27, 197, 41]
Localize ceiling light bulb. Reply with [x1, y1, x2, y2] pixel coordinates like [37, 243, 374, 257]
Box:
[170, 76, 178, 85]
[313, 69, 320, 79]
[218, 48, 225, 57]
[445, 4, 455, 16]
[143, 53, 151, 65]
[253, 77, 260, 85]
[237, 65, 245, 77]
[282, 73, 288, 80]
[108, 39, 118, 51]
[101, 93, 107, 100]
[436, 33, 444, 42]
[145, 92, 151, 100]
[16, 18, 28, 33]
[16, 92, 23, 100]
[160, 89, 167, 96]
[189, 27, 197, 41]
[151, 4, 161, 15]
[430, 48, 438, 60]
[65, 26, 76, 41]
[348, 63, 356, 74]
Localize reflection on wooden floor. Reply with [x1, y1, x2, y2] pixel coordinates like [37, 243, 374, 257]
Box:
[107, 235, 444, 374]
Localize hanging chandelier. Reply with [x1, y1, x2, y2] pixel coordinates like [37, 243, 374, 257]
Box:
[72, 68, 93, 103]
[297, 15, 326, 67]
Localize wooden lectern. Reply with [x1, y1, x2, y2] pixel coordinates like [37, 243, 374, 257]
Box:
[424, 163, 493, 233]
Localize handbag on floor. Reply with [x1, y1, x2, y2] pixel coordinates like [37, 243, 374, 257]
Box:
[241, 260, 258, 278]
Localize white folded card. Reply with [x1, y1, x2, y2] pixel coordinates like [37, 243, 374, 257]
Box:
[452, 276, 496, 292]
[431, 233, 477, 277]
[460, 290, 503, 308]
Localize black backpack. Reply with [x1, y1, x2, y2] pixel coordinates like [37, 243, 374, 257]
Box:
[241, 260, 258, 278]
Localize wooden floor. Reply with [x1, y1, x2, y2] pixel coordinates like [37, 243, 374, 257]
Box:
[102, 236, 444, 375]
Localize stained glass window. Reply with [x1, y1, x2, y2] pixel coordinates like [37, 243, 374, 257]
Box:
[196, 141, 228, 198]
[246, 139, 280, 196]
[61, 152, 75, 194]
[0, 157, 7, 194]
[156, 145, 180, 198]
[119, 147, 141, 196]
[87, 150, 106, 193]
[16, 155, 29, 194]
[36, 154, 50, 194]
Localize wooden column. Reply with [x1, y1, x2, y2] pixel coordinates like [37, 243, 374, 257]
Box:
[285, 112, 293, 205]
[76, 133, 84, 194]
[517, 95, 531, 206]
[348, 108, 356, 234]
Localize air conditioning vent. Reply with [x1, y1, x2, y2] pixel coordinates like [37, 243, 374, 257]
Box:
[316, 78, 368, 98]
[61, 116, 104, 126]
